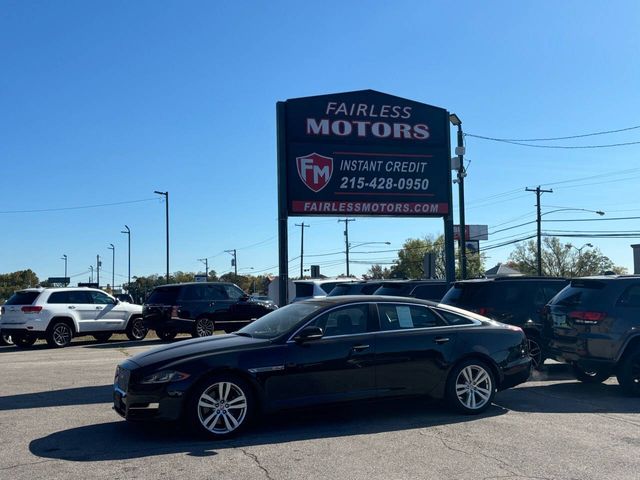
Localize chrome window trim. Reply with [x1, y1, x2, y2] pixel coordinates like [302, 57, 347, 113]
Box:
[286, 301, 481, 343]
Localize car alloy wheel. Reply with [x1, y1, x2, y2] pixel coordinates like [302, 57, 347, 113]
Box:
[196, 380, 249, 436]
[527, 337, 543, 370]
[1, 333, 13, 346]
[126, 318, 148, 341]
[616, 347, 640, 396]
[13, 334, 36, 348]
[194, 317, 214, 338]
[447, 360, 496, 414]
[48, 323, 72, 348]
[572, 364, 610, 384]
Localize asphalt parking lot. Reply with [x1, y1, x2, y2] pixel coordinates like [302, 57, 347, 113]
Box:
[1, 338, 639, 480]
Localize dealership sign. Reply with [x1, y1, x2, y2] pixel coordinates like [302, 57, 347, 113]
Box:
[278, 90, 451, 217]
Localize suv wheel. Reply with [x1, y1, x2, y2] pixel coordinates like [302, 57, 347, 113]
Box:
[1, 333, 13, 346]
[526, 335, 544, 371]
[572, 364, 610, 384]
[446, 359, 496, 414]
[126, 317, 148, 341]
[13, 333, 36, 348]
[93, 333, 112, 343]
[188, 375, 255, 439]
[156, 329, 177, 341]
[193, 317, 215, 338]
[46, 322, 73, 348]
[616, 347, 640, 396]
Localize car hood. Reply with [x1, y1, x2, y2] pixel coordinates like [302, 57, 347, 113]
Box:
[128, 334, 271, 368]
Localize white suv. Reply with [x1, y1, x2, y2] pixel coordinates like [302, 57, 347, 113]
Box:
[0, 287, 146, 348]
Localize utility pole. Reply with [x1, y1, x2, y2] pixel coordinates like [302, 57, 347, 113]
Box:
[198, 258, 209, 280]
[154, 191, 170, 283]
[96, 254, 101, 286]
[225, 249, 237, 276]
[121, 225, 131, 288]
[89, 265, 94, 283]
[295, 222, 310, 278]
[449, 113, 467, 279]
[338, 218, 356, 277]
[526, 186, 553, 276]
[108, 244, 115, 290]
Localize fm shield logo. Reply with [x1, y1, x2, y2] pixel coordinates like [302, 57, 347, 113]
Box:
[296, 153, 333, 193]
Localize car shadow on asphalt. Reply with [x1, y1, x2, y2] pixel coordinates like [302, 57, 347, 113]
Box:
[0, 384, 114, 411]
[0, 338, 182, 353]
[29, 399, 505, 462]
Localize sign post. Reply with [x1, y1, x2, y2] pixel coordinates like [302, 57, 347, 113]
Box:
[277, 90, 455, 305]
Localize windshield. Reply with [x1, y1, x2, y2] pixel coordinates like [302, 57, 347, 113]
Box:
[236, 302, 323, 339]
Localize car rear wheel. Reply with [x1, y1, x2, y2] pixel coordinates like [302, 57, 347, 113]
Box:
[526, 336, 544, 371]
[193, 317, 215, 338]
[572, 364, 610, 383]
[46, 322, 73, 348]
[1, 333, 13, 346]
[93, 333, 112, 343]
[188, 375, 255, 439]
[446, 359, 496, 414]
[156, 329, 177, 341]
[126, 317, 148, 341]
[616, 347, 640, 396]
[13, 333, 36, 348]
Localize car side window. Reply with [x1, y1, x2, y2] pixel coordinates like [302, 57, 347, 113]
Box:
[618, 284, 640, 307]
[204, 285, 227, 301]
[223, 285, 244, 300]
[48, 292, 71, 304]
[434, 308, 476, 326]
[378, 304, 446, 330]
[308, 305, 370, 337]
[90, 291, 115, 305]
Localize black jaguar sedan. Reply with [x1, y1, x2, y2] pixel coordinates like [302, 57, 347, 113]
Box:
[113, 296, 530, 438]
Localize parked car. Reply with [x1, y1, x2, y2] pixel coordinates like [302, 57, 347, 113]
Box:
[441, 277, 568, 369]
[0, 287, 145, 348]
[249, 295, 278, 309]
[326, 281, 385, 296]
[0, 332, 13, 346]
[291, 279, 357, 302]
[373, 280, 449, 302]
[542, 275, 640, 394]
[142, 282, 277, 341]
[115, 293, 135, 303]
[113, 295, 531, 439]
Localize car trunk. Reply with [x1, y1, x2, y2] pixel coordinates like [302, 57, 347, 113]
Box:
[1, 291, 42, 324]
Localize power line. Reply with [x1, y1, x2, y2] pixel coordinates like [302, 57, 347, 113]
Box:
[466, 125, 640, 142]
[0, 197, 158, 214]
[465, 135, 640, 149]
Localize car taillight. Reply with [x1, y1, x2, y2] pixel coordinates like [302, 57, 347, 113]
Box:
[476, 307, 494, 317]
[21, 306, 43, 313]
[171, 306, 179, 318]
[568, 310, 607, 324]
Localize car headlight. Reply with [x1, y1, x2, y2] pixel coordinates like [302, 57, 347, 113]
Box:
[141, 370, 190, 384]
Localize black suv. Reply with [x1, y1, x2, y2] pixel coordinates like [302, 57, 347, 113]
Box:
[441, 277, 569, 369]
[143, 282, 277, 340]
[542, 275, 640, 394]
[327, 281, 385, 296]
[373, 280, 449, 301]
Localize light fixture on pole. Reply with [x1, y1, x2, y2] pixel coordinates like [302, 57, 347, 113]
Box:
[154, 191, 170, 283]
[567, 242, 594, 276]
[449, 113, 467, 279]
[121, 225, 131, 288]
[89, 265, 94, 283]
[225, 249, 237, 276]
[108, 244, 115, 290]
[61, 254, 68, 279]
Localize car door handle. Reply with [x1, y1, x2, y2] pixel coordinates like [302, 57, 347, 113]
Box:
[351, 344, 370, 352]
[95, 307, 103, 310]
[68, 306, 76, 309]
[434, 337, 450, 344]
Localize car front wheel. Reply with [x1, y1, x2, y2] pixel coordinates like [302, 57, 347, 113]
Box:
[572, 364, 610, 384]
[188, 375, 255, 439]
[126, 317, 148, 341]
[616, 347, 640, 396]
[447, 359, 496, 414]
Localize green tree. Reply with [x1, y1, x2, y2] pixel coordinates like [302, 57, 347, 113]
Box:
[364, 264, 393, 279]
[507, 237, 626, 276]
[0, 269, 40, 303]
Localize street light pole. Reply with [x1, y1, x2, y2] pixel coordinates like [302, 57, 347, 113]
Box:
[89, 265, 93, 283]
[121, 225, 131, 288]
[295, 222, 310, 278]
[108, 244, 115, 290]
[338, 218, 355, 277]
[96, 255, 101, 286]
[198, 258, 209, 280]
[449, 113, 467, 279]
[154, 191, 169, 283]
[61, 254, 67, 279]
[568, 242, 593, 276]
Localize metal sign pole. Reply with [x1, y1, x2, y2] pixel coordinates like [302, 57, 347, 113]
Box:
[444, 117, 456, 284]
[276, 102, 289, 306]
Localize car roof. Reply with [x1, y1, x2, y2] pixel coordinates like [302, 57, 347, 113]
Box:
[153, 282, 237, 288]
[297, 295, 439, 307]
[18, 287, 105, 293]
[455, 276, 568, 284]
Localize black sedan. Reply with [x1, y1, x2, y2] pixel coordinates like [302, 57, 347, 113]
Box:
[113, 296, 531, 438]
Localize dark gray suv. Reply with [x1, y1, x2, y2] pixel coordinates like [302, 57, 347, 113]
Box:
[542, 275, 640, 395]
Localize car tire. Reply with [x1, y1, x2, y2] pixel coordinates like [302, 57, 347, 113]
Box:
[446, 359, 496, 414]
[187, 374, 255, 439]
[1, 332, 13, 346]
[13, 333, 36, 348]
[46, 322, 73, 348]
[126, 317, 148, 341]
[526, 335, 545, 371]
[572, 364, 610, 384]
[93, 333, 112, 343]
[156, 329, 177, 341]
[616, 347, 640, 396]
[192, 317, 215, 338]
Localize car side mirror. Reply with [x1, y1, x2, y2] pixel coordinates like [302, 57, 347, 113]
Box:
[240, 294, 250, 302]
[293, 326, 324, 343]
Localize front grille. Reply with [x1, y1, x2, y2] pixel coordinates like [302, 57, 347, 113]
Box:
[115, 366, 130, 392]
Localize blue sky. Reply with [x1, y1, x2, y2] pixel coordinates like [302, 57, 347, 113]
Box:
[1, 1, 639, 285]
